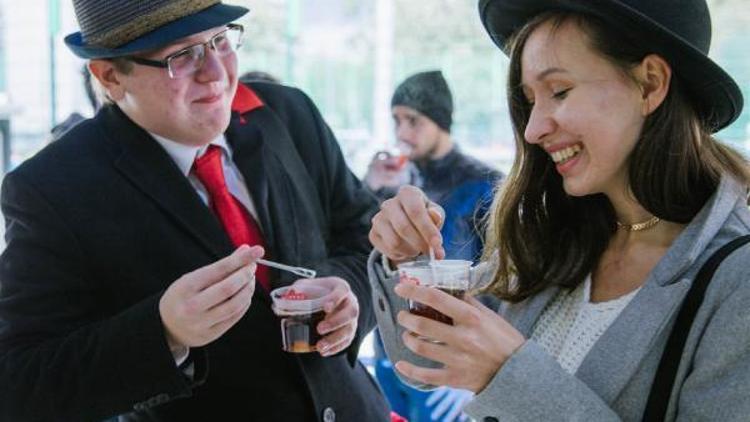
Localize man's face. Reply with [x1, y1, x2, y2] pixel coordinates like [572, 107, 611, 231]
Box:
[392, 105, 444, 161]
[113, 26, 239, 146]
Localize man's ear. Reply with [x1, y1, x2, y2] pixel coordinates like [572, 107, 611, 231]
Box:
[633, 54, 672, 116]
[88, 60, 126, 102]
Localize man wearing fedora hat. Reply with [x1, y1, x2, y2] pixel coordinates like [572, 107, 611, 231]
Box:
[0, 1, 390, 421]
[368, 0, 750, 421]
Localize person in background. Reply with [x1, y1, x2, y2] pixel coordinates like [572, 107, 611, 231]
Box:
[365, 70, 503, 263]
[368, 0, 750, 421]
[365, 70, 503, 422]
[0, 1, 389, 421]
[239, 70, 281, 84]
[50, 65, 100, 140]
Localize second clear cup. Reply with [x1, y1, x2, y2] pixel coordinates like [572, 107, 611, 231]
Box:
[397, 260, 471, 326]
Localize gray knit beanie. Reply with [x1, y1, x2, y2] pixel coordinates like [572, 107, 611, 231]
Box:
[391, 70, 453, 132]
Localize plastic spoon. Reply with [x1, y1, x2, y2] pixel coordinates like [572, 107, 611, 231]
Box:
[258, 259, 317, 279]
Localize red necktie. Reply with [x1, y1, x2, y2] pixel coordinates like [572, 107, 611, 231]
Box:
[193, 145, 270, 290]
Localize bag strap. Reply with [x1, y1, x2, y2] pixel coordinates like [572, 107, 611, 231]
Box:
[642, 234, 750, 421]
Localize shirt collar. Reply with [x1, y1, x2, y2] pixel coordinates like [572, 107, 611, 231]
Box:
[149, 132, 230, 176]
[232, 83, 264, 115]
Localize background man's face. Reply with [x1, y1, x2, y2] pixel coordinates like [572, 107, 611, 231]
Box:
[392, 105, 444, 161]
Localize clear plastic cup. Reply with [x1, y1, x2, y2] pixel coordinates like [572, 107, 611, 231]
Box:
[375, 150, 409, 171]
[271, 284, 331, 353]
[397, 260, 471, 325]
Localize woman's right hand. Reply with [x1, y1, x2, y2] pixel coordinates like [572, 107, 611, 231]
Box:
[369, 185, 445, 263]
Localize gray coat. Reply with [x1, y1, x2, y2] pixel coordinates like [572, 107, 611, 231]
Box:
[369, 176, 750, 421]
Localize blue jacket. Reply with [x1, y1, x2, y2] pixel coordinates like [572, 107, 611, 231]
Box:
[416, 148, 502, 262]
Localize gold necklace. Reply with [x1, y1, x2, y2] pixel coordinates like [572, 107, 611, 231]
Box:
[616, 215, 661, 232]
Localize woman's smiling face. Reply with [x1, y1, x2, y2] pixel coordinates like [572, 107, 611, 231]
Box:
[520, 18, 647, 198]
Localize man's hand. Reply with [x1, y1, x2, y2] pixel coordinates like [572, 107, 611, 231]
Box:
[364, 151, 411, 191]
[292, 277, 360, 357]
[159, 245, 264, 349]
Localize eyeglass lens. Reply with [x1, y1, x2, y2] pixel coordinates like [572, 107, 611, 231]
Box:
[168, 27, 242, 78]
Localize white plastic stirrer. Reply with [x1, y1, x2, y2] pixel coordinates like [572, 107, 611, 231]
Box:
[258, 259, 317, 279]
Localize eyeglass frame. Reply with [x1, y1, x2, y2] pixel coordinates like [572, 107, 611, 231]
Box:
[122, 23, 244, 79]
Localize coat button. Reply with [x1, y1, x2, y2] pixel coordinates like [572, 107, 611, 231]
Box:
[322, 407, 336, 422]
[484, 418, 499, 422]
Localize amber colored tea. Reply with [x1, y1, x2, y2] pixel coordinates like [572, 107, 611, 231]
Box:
[408, 287, 466, 325]
[271, 284, 331, 353]
[280, 309, 326, 353]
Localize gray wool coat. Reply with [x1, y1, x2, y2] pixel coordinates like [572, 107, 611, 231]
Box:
[369, 176, 750, 422]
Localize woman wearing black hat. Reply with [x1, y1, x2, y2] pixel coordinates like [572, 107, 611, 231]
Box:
[368, 0, 750, 420]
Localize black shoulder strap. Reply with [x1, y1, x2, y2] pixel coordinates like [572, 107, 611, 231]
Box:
[643, 234, 750, 421]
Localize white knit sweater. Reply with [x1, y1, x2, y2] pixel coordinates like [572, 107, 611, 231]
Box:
[531, 276, 640, 374]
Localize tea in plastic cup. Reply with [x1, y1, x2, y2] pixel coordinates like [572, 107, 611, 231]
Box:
[375, 150, 409, 171]
[397, 260, 471, 325]
[271, 284, 331, 353]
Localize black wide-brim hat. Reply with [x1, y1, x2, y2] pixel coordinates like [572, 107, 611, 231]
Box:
[65, 1, 248, 59]
[478, 0, 743, 132]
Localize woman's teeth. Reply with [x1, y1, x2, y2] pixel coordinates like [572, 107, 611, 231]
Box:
[551, 144, 582, 164]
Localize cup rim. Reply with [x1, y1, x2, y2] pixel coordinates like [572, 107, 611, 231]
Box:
[396, 259, 472, 270]
[270, 285, 331, 315]
[397, 259, 471, 289]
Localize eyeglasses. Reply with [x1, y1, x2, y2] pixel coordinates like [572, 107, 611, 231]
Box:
[125, 24, 244, 79]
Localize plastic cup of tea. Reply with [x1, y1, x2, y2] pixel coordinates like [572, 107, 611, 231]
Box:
[374, 150, 408, 172]
[397, 260, 471, 327]
[271, 284, 331, 353]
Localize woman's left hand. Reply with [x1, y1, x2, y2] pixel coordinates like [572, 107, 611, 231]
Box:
[392, 282, 526, 393]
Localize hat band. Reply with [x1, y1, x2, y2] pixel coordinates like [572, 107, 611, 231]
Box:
[87, 0, 220, 49]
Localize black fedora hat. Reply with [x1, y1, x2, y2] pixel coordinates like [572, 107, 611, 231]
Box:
[478, 0, 743, 132]
[65, 0, 248, 59]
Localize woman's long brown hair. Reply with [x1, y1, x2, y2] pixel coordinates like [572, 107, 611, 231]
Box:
[482, 12, 750, 302]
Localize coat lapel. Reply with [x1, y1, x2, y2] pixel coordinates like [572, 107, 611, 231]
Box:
[225, 83, 288, 263]
[225, 116, 276, 256]
[503, 276, 690, 406]
[574, 277, 690, 403]
[225, 84, 306, 287]
[102, 106, 232, 259]
[502, 286, 561, 337]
